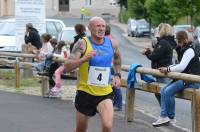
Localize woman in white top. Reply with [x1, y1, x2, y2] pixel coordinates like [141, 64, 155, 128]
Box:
[38, 33, 54, 61]
[152, 30, 200, 127]
[33, 33, 53, 71]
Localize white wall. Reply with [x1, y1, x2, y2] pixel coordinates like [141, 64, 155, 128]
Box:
[0, 0, 119, 17]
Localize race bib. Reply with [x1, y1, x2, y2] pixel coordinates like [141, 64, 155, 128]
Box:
[87, 66, 110, 87]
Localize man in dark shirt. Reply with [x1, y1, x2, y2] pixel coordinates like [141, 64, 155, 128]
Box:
[22, 23, 42, 54]
[24, 23, 42, 49]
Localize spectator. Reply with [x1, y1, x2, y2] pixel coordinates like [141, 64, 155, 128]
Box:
[152, 30, 200, 127]
[22, 23, 42, 54]
[70, 24, 86, 53]
[105, 24, 122, 111]
[141, 23, 177, 106]
[80, 7, 85, 20]
[49, 41, 70, 97]
[50, 38, 58, 49]
[33, 33, 53, 71]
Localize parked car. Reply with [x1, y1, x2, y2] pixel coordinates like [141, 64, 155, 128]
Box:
[173, 25, 194, 39]
[194, 26, 200, 42]
[0, 18, 65, 52]
[58, 27, 90, 44]
[127, 19, 137, 37]
[127, 19, 151, 37]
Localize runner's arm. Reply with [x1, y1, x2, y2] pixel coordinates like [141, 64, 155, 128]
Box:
[112, 39, 122, 75]
[64, 39, 86, 72]
[111, 39, 121, 87]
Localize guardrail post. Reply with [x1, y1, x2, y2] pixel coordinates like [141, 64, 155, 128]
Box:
[23, 63, 33, 78]
[14, 59, 20, 88]
[192, 89, 200, 132]
[41, 76, 49, 97]
[125, 88, 135, 122]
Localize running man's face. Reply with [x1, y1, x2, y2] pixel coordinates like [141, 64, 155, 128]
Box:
[89, 19, 106, 39]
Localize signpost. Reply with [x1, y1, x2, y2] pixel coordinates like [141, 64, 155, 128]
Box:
[15, 0, 46, 51]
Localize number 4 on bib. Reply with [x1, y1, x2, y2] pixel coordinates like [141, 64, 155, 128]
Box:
[87, 66, 110, 87]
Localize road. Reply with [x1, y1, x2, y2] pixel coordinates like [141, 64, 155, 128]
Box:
[55, 17, 192, 131]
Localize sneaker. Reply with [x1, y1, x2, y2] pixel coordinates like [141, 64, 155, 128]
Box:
[170, 118, 176, 124]
[37, 72, 49, 76]
[49, 91, 62, 98]
[51, 86, 64, 93]
[152, 116, 170, 127]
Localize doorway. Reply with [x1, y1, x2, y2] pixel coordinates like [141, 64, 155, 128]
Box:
[59, 0, 69, 11]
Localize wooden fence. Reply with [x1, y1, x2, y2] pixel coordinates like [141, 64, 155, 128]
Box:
[121, 65, 200, 132]
[1, 52, 200, 131]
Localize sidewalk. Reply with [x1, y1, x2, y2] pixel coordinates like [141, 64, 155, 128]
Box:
[0, 89, 187, 132]
[0, 78, 188, 132]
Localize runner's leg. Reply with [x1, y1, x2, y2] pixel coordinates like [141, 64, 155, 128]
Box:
[97, 99, 113, 132]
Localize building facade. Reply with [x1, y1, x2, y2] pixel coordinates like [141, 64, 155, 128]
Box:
[0, 0, 119, 17]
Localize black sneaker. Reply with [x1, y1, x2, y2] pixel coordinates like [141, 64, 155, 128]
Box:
[37, 72, 49, 76]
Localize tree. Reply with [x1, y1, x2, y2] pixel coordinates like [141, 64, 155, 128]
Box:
[117, 0, 127, 9]
[127, 0, 134, 18]
[132, 0, 148, 19]
[169, 0, 200, 26]
[145, 0, 179, 26]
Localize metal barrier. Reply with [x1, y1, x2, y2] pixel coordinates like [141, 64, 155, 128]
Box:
[121, 65, 200, 132]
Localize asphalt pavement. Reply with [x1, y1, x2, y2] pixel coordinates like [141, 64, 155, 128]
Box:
[0, 90, 186, 132]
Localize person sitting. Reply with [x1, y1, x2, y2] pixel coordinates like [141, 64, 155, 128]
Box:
[22, 23, 42, 54]
[141, 23, 176, 106]
[32, 33, 53, 72]
[152, 30, 200, 127]
[49, 42, 70, 97]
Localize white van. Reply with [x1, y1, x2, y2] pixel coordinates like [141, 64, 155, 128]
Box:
[0, 18, 65, 52]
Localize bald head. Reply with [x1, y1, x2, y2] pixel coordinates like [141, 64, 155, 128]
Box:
[88, 16, 106, 42]
[88, 16, 106, 28]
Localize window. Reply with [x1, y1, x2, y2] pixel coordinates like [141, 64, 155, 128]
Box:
[85, 0, 92, 5]
[0, 22, 15, 36]
[55, 22, 63, 32]
[46, 22, 57, 38]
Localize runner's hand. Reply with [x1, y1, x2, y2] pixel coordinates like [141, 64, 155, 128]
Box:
[82, 50, 96, 62]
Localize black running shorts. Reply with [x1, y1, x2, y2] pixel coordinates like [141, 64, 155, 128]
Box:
[75, 90, 114, 116]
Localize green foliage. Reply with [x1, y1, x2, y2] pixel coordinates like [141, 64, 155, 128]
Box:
[168, 0, 200, 26]
[145, 0, 179, 26]
[119, 10, 130, 23]
[193, 13, 200, 26]
[119, 0, 200, 26]
[127, 0, 134, 18]
[132, 0, 147, 19]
